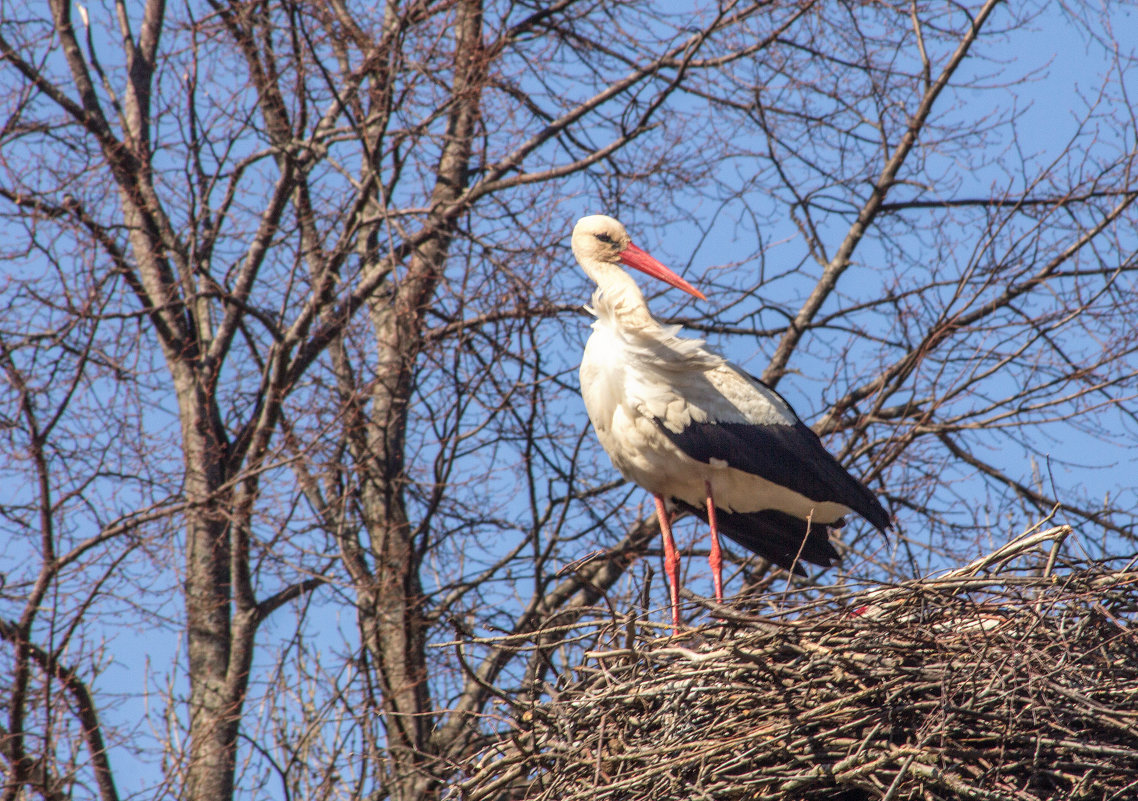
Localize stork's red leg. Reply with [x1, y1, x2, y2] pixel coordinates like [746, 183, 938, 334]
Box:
[653, 494, 681, 632]
[705, 481, 723, 603]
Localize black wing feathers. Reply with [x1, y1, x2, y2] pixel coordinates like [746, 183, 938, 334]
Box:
[674, 502, 840, 574]
[656, 418, 890, 532]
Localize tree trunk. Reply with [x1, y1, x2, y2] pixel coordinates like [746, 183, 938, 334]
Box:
[176, 370, 239, 801]
[345, 3, 485, 800]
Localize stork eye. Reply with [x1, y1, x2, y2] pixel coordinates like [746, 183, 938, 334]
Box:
[594, 233, 614, 244]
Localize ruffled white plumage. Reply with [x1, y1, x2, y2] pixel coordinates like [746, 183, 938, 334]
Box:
[580, 287, 847, 521]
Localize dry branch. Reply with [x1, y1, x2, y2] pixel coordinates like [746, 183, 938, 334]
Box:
[459, 532, 1138, 801]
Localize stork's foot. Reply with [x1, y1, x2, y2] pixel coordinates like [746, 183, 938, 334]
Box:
[654, 494, 682, 634]
[706, 481, 723, 604]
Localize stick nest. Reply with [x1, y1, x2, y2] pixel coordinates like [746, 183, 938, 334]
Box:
[459, 529, 1138, 800]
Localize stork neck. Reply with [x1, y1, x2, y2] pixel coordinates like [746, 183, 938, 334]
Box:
[587, 264, 659, 330]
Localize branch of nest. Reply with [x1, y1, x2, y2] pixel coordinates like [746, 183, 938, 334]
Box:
[458, 526, 1138, 801]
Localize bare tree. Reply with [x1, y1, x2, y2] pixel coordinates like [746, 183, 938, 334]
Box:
[1, 2, 1135, 801]
[680, 0, 1138, 573]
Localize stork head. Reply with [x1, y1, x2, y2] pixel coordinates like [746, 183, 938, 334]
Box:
[572, 215, 705, 300]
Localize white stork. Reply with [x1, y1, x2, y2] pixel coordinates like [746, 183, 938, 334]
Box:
[572, 214, 890, 628]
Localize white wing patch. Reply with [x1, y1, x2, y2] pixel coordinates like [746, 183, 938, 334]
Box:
[701, 366, 798, 426]
[583, 291, 797, 434]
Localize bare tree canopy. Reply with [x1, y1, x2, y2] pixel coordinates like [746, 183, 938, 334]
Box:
[1, 1, 1135, 800]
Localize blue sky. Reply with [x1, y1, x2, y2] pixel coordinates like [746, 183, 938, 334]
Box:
[2, 1, 1137, 798]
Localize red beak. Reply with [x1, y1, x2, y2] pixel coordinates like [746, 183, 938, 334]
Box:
[619, 242, 706, 300]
